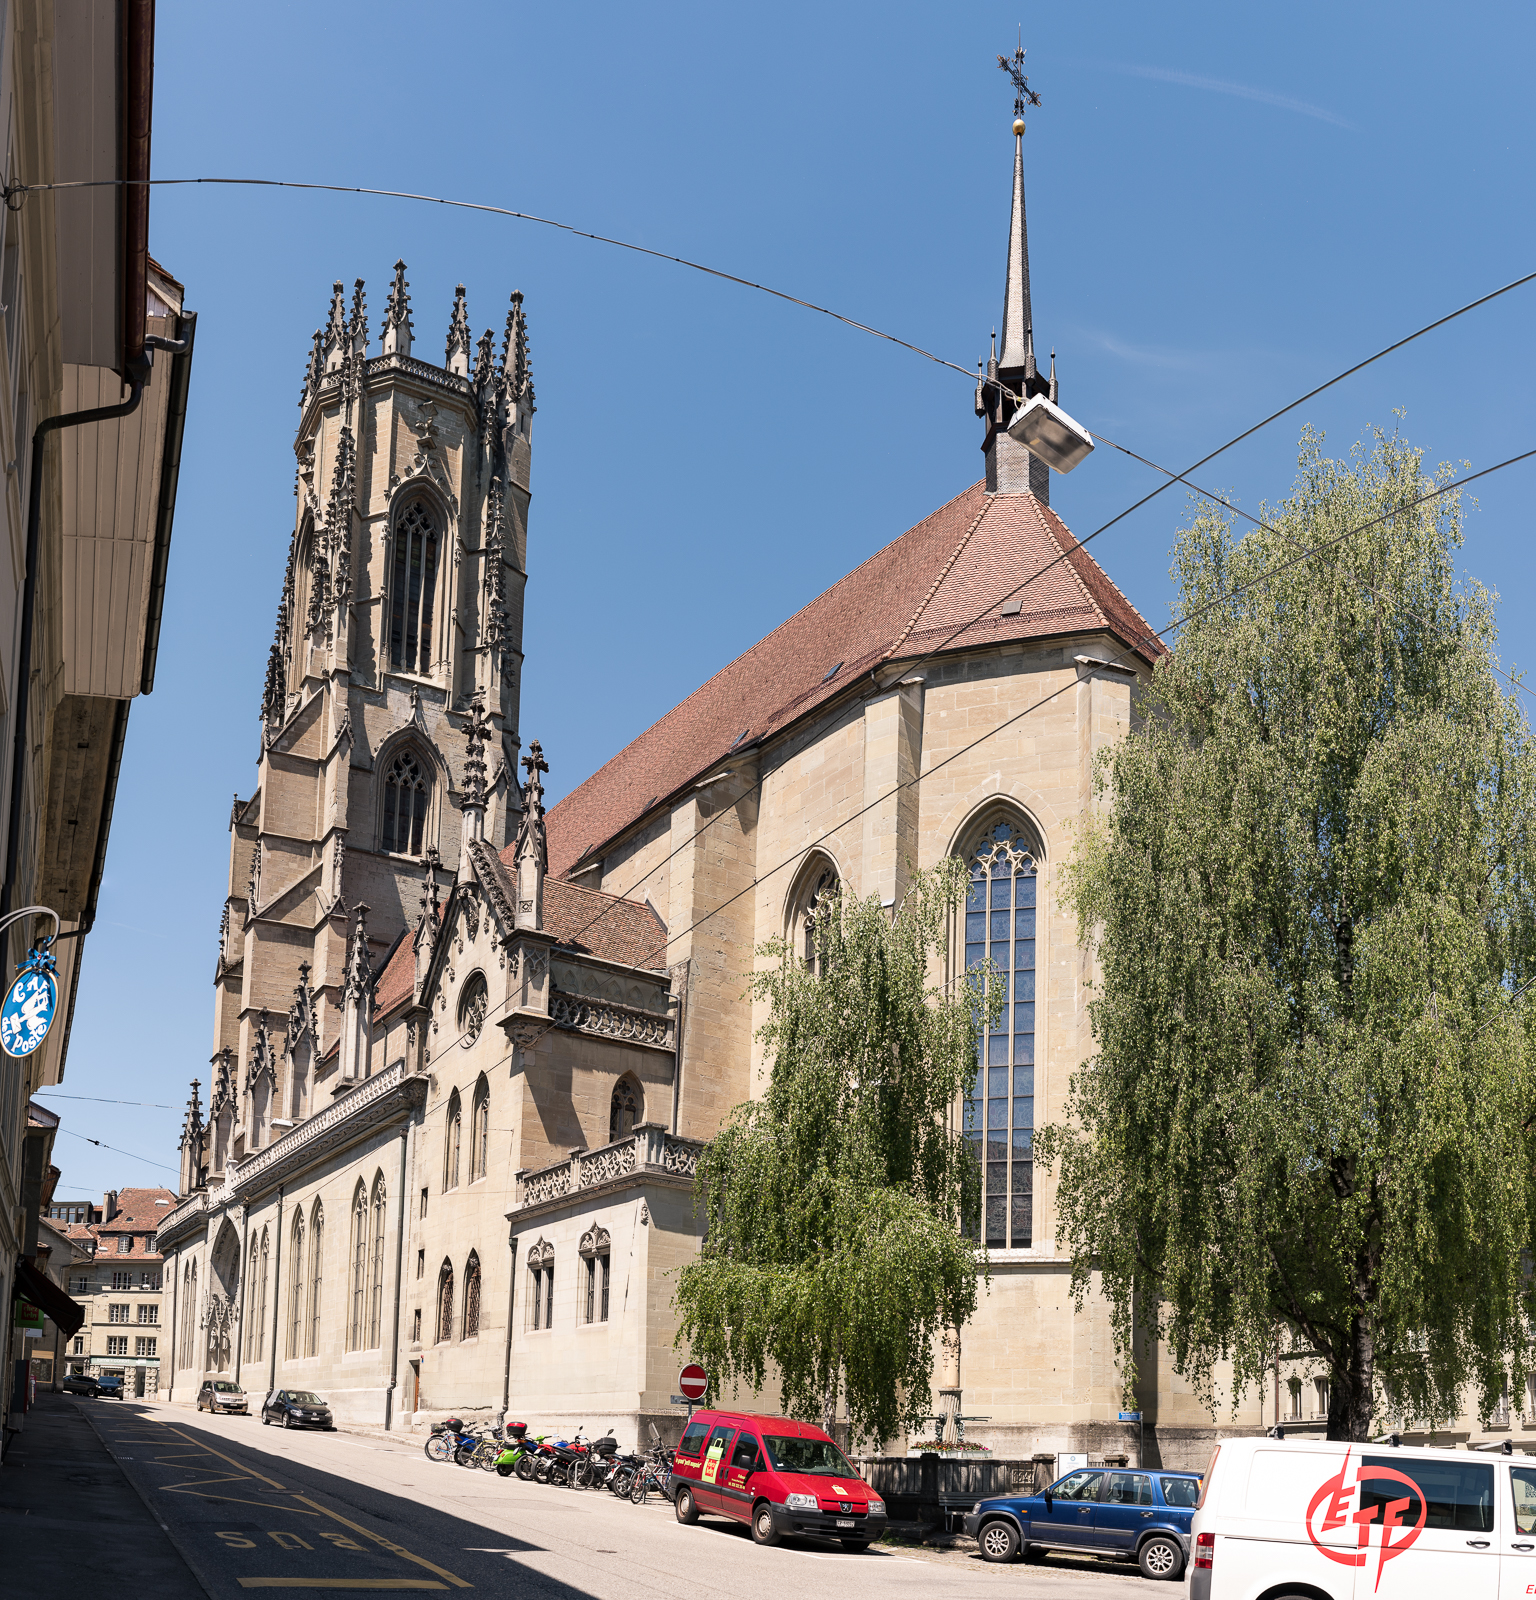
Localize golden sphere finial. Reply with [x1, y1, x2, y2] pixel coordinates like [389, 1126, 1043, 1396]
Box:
[1013, 116, 1026, 136]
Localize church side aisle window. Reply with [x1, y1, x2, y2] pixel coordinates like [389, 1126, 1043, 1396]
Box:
[962, 818, 1038, 1250]
[389, 500, 439, 675]
[381, 750, 430, 856]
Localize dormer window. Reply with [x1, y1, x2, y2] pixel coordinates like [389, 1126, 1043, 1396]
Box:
[389, 499, 439, 675]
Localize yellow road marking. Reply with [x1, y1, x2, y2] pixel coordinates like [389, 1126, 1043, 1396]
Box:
[150, 1419, 472, 1590]
[236, 1583, 448, 1591]
[293, 1498, 472, 1590]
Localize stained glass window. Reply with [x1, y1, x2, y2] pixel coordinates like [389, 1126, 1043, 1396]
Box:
[962, 818, 1038, 1250]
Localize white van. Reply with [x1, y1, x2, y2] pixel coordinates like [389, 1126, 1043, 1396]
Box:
[1189, 1434, 1536, 1600]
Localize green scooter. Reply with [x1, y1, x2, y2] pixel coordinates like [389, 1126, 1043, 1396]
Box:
[495, 1421, 530, 1477]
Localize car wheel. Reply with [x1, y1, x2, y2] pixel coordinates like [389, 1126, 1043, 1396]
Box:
[262, 1413, 270, 1425]
[1138, 1535, 1183, 1581]
[283, 1412, 293, 1429]
[979, 1520, 1021, 1563]
[751, 1502, 780, 1546]
[674, 1485, 700, 1525]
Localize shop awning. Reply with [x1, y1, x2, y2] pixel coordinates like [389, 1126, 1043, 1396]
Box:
[13, 1257, 84, 1338]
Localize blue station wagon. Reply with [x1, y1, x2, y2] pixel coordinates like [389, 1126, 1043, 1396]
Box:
[964, 1465, 1202, 1580]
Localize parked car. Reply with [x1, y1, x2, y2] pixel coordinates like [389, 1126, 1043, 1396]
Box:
[260, 1389, 334, 1430]
[94, 1373, 124, 1400]
[197, 1379, 249, 1415]
[1190, 1433, 1518, 1600]
[965, 1465, 1202, 1579]
[61, 1372, 98, 1397]
[670, 1409, 887, 1550]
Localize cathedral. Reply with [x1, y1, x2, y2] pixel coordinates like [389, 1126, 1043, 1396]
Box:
[157, 123, 1263, 1463]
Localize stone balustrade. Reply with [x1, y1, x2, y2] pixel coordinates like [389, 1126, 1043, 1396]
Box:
[514, 1122, 703, 1213]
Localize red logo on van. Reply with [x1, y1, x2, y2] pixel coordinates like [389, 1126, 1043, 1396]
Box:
[1305, 1452, 1427, 1592]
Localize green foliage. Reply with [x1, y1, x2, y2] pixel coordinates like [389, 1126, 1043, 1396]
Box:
[1040, 427, 1536, 1441]
[674, 860, 993, 1447]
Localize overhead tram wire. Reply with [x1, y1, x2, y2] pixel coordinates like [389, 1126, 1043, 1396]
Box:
[621, 446, 1536, 970]
[425, 442, 1536, 1045]
[57, 1126, 181, 1174]
[1088, 428, 1536, 708]
[555, 271, 1536, 954]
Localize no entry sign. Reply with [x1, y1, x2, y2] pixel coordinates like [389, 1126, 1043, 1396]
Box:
[678, 1363, 708, 1402]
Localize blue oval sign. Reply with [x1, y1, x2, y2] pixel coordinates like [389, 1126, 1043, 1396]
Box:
[1, 956, 57, 1058]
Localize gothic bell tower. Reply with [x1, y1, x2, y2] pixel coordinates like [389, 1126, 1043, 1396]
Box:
[202, 264, 535, 1177]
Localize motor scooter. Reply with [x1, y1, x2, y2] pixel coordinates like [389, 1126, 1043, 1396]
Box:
[495, 1421, 529, 1478]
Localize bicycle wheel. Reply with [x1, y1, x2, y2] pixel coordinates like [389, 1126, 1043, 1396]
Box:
[631, 1475, 648, 1506]
[477, 1444, 499, 1472]
[424, 1434, 453, 1462]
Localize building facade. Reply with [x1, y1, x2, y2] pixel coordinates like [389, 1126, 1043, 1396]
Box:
[1, 0, 193, 1454]
[51, 1187, 173, 1397]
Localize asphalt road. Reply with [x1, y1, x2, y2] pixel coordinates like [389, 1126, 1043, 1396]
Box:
[74, 1399, 1155, 1598]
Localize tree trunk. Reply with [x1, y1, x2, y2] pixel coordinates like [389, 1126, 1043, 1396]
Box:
[1328, 1314, 1376, 1441]
[823, 1330, 841, 1437]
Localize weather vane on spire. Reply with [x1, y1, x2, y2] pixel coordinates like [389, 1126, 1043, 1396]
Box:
[997, 42, 1041, 131]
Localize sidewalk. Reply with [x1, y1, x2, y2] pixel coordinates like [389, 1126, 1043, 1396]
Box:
[0, 1390, 205, 1597]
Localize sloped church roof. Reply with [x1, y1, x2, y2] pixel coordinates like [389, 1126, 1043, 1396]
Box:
[547, 477, 1161, 880]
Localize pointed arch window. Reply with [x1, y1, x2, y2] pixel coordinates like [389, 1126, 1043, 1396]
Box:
[443, 1090, 462, 1191]
[469, 1075, 489, 1181]
[609, 1077, 641, 1143]
[255, 1229, 270, 1364]
[181, 1259, 198, 1370]
[960, 814, 1041, 1251]
[436, 1259, 454, 1344]
[459, 973, 487, 1047]
[244, 1238, 261, 1361]
[348, 1181, 368, 1350]
[368, 1174, 387, 1348]
[580, 1227, 611, 1324]
[389, 499, 440, 675]
[790, 857, 840, 974]
[307, 1201, 324, 1357]
[527, 1239, 554, 1331]
[381, 748, 431, 856]
[462, 1250, 481, 1339]
[288, 1209, 306, 1358]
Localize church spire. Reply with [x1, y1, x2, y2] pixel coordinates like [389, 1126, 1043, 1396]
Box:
[997, 122, 1033, 376]
[976, 45, 1054, 502]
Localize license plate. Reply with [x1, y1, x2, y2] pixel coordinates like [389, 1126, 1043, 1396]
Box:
[837, 1519, 855, 1529]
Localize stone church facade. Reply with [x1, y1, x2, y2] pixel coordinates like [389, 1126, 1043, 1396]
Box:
[158, 132, 1263, 1460]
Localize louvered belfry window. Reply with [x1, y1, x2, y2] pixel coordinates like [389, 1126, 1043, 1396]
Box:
[389, 500, 439, 674]
[962, 818, 1039, 1250]
[381, 750, 430, 856]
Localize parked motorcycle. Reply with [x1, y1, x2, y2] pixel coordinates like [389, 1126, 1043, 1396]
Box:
[494, 1421, 530, 1478]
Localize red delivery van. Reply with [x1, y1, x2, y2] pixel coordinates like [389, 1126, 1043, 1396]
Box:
[671, 1409, 887, 1549]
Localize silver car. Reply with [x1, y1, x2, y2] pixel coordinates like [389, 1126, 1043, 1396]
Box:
[197, 1379, 249, 1414]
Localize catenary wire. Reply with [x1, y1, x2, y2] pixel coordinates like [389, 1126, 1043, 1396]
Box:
[35, 1092, 176, 1108]
[554, 268, 1536, 955]
[621, 447, 1536, 969]
[1088, 428, 1536, 707]
[415, 444, 1536, 1064]
[0, 175, 975, 379]
[57, 1126, 180, 1173]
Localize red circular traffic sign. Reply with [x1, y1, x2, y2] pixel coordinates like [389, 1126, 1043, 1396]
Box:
[678, 1363, 708, 1401]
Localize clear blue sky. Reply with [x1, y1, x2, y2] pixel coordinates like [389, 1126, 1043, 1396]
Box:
[45, 1, 1536, 1196]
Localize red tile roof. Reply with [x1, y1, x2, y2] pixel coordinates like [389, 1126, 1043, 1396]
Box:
[477, 840, 668, 969]
[546, 484, 1163, 877]
[372, 923, 422, 1019]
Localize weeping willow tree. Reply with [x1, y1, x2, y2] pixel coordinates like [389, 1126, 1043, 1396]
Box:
[674, 860, 995, 1447]
[1040, 428, 1536, 1442]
